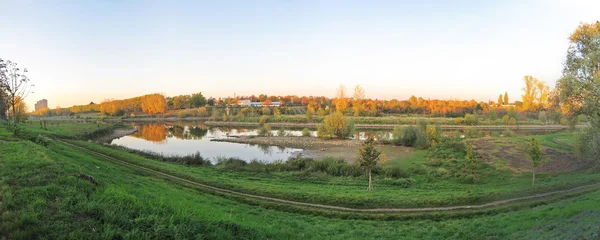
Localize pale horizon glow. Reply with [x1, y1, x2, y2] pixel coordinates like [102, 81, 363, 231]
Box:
[1, 0, 599, 109]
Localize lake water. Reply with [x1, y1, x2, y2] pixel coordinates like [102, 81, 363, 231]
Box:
[109, 122, 305, 163]
[109, 121, 560, 163]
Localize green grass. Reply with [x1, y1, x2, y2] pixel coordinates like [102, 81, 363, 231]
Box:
[16, 121, 112, 138]
[66, 138, 600, 209]
[386, 149, 428, 169]
[513, 132, 576, 152]
[2, 125, 600, 239]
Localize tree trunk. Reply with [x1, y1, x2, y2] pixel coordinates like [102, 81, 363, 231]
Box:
[367, 170, 373, 191]
[532, 170, 536, 185]
[11, 101, 16, 129]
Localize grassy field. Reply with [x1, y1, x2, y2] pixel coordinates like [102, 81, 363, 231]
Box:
[2, 122, 600, 238]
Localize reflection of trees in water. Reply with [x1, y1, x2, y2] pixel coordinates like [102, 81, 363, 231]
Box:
[188, 124, 208, 139]
[276, 145, 286, 152]
[168, 125, 187, 139]
[131, 123, 168, 143]
[256, 144, 273, 155]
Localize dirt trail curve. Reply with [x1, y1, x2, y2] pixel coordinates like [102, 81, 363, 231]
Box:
[55, 138, 600, 213]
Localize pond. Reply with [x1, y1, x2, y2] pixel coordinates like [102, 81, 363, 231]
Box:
[108, 121, 562, 163]
[108, 122, 304, 163]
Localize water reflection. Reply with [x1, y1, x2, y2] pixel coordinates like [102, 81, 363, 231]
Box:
[131, 123, 168, 143]
[111, 122, 303, 163]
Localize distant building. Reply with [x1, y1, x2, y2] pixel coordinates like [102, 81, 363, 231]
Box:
[237, 100, 281, 107]
[34, 99, 48, 112]
[237, 100, 251, 107]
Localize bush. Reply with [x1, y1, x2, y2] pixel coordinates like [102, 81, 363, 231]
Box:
[258, 124, 272, 136]
[259, 115, 268, 126]
[429, 137, 466, 160]
[463, 114, 478, 125]
[306, 157, 363, 177]
[317, 112, 355, 139]
[277, 128, 286, 137]
[457, 173, 478, 184]
[508, 117, 517, 126]
[502, 129, 514, 137]
[197, 107, 209, 117]
[380, 178, 416, 188]
[382, 166, 409, 178]
[463, 127, 483, 138]
[286, 156, 314, 171]
[261, 107, 271, 116]
[215, 157, 248, 171]
[301, 128, 311, 137]
[414, 127, 428, 149]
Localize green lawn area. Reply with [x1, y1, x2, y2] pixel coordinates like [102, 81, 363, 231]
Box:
[2, 124, 600, 239]
[16, 120, 111, 138]
[385, 149, 428, 169]
[67, 137, 600, 209]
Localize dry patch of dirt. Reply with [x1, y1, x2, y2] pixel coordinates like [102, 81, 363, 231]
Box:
[473, 138, 587, 173]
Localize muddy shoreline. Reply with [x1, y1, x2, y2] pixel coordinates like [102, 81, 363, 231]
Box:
[211, 136, 360, 150]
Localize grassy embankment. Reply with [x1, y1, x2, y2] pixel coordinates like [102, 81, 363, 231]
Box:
[2, 122, 600, 238]
[13, 121, 600, 210]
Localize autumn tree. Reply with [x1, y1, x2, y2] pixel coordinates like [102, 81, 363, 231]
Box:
[504, 92, 509, 105]
[521, 76, 550, 111]
[141, 94, 167, 114]
[0, 59, 34, 129]
[8, 96, 28, 123]
[356, 136, 381, 191]
[334, 84, 348, 113]
[527, 138, 542, 185]
[497, 94, 503, 106]
[352, 85, 365, 116]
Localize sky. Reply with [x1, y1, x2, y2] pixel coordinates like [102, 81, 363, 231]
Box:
[1, 0, 599, 109]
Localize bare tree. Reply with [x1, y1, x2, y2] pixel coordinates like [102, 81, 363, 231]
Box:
[0, 59, 34, 129]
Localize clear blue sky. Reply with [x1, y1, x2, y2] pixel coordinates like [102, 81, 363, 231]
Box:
[1, 0, 598, 108]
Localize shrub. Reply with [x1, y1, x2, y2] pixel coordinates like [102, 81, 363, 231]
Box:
[429, 137, 466, 160]
[502, 129, 514, 137]
[414, 127, 428, 149]
[425, 124, 440, 146]
[261, 107, 271, 116]
[463, 127, 482, 138]
[392, 126, 415, 146]
[258, 124, 272, 136]
[306, 157, 363, 177]
[215, 157, 248, 171]
[382, 166, 409, 178]
[455, 117, 463, 124]
[301, 128, 311, 137]
[197, 107, 209, 117]
[277, 128, 286, 137]
[259, 115, 268, 126]
[380, 178, 416, 188]
[457, 173, 478, 184]
[286, 156, 314, 171]
[508, 117, 517, 126]
[463, 114, 478, 125]
[317, 112, 355, 139]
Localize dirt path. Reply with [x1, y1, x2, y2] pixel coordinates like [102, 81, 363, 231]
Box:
[55, 138, 600, 213]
